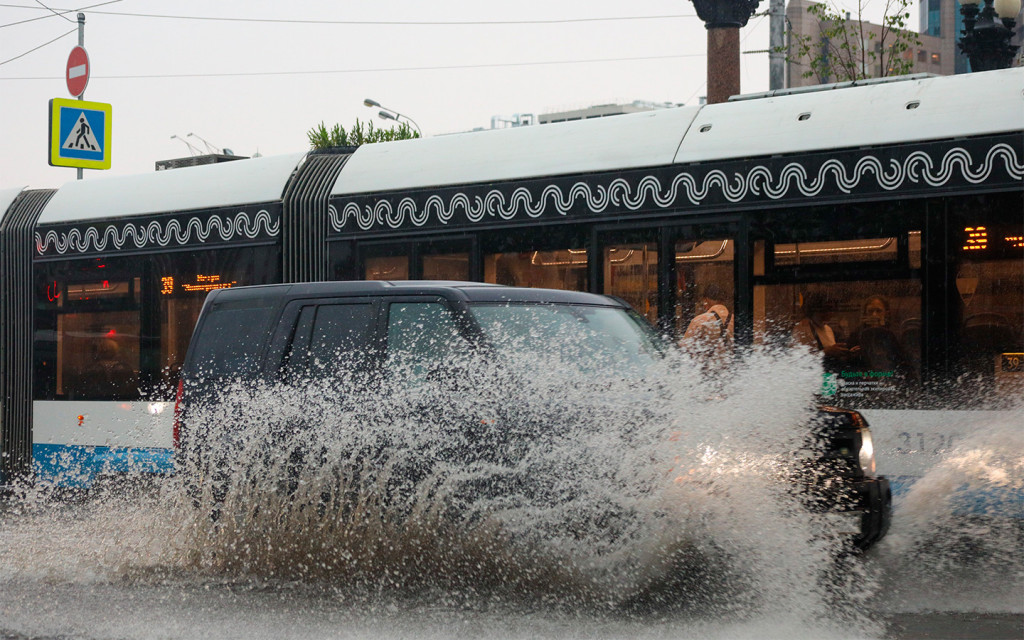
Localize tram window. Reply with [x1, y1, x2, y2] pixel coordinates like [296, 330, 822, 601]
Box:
[422, 252, 469, 280]
[675, 239, 734, 336]
[774, 237, 897, 266]
[484, 251, 588, 291]
[155, 247, 281, 392]
[36, 246, 281, 402]
[953, 223, 1024, 404]
[605, 243, 658, 324]
[56, 311, 140, 400]
[755, 279, 922, 408]
[365, 255, 409, 281]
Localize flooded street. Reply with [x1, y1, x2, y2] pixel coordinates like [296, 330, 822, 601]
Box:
[2, 350, 1021, 640]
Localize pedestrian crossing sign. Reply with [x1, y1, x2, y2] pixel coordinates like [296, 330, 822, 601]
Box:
[49, 98, 112, 170]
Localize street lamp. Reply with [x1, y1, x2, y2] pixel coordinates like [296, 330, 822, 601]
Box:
[170, 134, 202, 156]
[959, 0, 1022, 72]
[362, 98, 422, 136]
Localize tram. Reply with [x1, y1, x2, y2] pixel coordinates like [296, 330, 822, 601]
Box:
[2, 69, 1021, 508]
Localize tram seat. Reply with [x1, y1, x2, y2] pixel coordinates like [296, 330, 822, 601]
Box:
[962, 313, 1019, 377]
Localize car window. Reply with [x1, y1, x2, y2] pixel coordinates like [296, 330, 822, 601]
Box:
[468, 303, 662, 376]
[187, 299, 278, 379]
[386, 302, 470, 381]
[281, 302, 376, 383]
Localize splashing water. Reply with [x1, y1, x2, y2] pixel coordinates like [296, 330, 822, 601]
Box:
[871, 404, 1024, 613]
[0, 347, 886, 638]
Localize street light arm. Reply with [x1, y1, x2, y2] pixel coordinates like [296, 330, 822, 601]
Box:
[170, 134, 202, 156]
[364, 98, 423, 136]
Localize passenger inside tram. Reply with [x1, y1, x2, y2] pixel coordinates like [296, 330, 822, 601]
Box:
[849, 296, 915, 379]
[791, 292, 857, 365]
[680, 283, 734, 371]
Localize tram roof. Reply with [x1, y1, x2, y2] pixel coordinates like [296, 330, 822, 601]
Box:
[0, 187, 25, 217]
[36, 151, 308, 225]
[332, 68, 1023, 196]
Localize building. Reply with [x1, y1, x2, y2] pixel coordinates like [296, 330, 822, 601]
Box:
[919, 0, 1023, 73]
[785, 0, 952, 88]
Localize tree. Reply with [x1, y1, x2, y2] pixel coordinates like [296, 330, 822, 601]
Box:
[783, 0, 922, 83]
[307, 118, 420, 149]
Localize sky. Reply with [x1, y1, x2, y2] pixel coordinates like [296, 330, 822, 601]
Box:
[0, 1, 915, 190]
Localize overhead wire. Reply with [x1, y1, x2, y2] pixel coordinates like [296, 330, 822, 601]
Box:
[0, 24, 74, 65]
[0, 5, 697, 27]
[0, 0, 121, 28]
[34, 0, 74, 22]
[0, 52, 706, 80]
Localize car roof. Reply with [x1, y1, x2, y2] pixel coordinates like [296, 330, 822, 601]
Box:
[207, 280, 625, 307]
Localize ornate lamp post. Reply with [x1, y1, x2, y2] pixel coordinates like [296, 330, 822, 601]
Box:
[959, 0, 1022, 71]
[691, 0, 763, 103]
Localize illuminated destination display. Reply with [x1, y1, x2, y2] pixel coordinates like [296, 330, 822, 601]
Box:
[160, 274, 236, 295]
[963, 226, 988, 251]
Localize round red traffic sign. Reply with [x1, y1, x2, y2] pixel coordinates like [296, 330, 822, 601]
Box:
[66, 46, 90, 97]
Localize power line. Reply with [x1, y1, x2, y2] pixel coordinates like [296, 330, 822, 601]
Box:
[34, 0, 74, 22]
[0, 0, 121, 28]
[0, 4, 696, 27]
[0, 25, 73, 65]
[0, 52, 705, 80]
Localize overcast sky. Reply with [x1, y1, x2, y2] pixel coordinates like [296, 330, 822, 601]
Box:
[1, 1, 912, 190]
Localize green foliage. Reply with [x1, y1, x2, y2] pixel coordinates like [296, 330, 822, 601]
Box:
[779, 0, 922, 83]
[307, 118, 420, 149]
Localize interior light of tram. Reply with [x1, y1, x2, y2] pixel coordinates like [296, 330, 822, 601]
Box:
[1006, 235, 1023, 249]
[963, 226, 988, 251]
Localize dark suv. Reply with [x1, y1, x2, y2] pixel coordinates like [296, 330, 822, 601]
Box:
[175, 281, 890, 549]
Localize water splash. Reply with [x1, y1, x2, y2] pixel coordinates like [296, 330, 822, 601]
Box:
[1, 347, 880, 637]
[871, 403, 1024, 613]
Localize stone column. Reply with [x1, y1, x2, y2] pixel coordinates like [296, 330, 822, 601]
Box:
[692, 0, 763, 103]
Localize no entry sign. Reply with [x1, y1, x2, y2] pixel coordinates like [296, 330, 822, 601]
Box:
[66, 46, 90, 97]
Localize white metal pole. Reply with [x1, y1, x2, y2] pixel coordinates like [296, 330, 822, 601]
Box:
[76, 12, 85, 180]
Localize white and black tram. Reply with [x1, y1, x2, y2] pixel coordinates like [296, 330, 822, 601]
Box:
[2, 69, 1021, 512]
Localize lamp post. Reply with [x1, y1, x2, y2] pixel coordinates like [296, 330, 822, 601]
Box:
[363, 98, 422, 136]
[959, 0, 1022, 72]
[690, 0, 763, 103]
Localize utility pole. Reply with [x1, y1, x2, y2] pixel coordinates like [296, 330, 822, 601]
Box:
[769, 0, 785, 90]
[77, 12, 85, 181]
[691, 1, 763, 104]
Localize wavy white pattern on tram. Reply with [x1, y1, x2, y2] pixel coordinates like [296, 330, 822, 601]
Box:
[35, 210, 279, 256]
[330, 144, 1024, 232]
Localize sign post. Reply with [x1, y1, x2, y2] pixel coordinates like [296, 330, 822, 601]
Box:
[73, 13, 86, 179]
